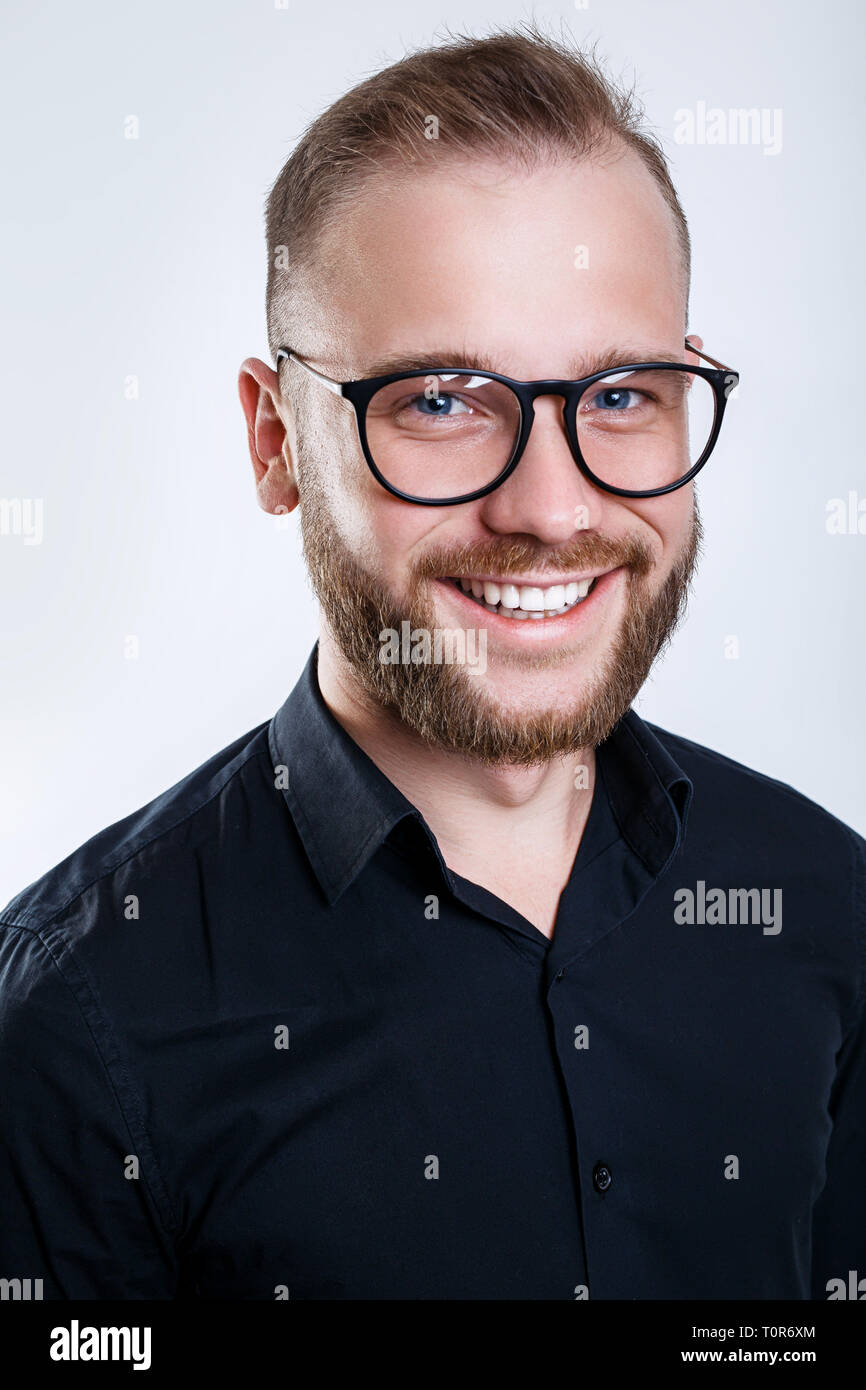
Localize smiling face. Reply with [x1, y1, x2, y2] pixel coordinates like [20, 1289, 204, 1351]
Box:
[286, 144, 702, 765]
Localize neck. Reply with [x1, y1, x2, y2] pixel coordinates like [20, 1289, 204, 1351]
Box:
[315, 630, 597, 909]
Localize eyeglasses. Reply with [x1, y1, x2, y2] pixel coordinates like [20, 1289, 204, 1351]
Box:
[274, 339, 739, 506]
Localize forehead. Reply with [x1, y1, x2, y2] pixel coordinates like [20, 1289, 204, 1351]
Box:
[312, 150, 687, 378]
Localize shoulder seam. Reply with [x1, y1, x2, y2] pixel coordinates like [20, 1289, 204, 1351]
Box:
[4, 737, 271, 933]
[645, 724, 855, 820]
[0, 921, 180, 1242]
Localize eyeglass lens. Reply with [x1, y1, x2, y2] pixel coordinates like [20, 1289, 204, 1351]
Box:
[363, 367, 716, 498]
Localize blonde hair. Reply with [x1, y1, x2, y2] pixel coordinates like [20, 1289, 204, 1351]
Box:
[265, 23, 690, 358]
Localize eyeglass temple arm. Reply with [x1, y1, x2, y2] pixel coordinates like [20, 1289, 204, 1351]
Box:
[685, 338, 736, 373]
[274, 348, 343, 395]
[276, 341, 736, 384]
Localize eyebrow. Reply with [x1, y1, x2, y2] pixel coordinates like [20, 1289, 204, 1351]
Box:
[356, 344, 689, 381]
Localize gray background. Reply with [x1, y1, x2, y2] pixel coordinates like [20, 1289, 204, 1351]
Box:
[2, 0, 864, 903]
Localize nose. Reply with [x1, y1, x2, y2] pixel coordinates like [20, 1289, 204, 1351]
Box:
[477, 392, 604, 544]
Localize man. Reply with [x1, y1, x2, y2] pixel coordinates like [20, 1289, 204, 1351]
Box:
[1, 28, 863, 1301]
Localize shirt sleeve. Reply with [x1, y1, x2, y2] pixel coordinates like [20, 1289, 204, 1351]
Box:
[0, 921, 179, 1298]
[810, 828, 866, 1299]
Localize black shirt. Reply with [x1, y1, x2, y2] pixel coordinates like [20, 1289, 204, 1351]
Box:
[1, 644, 864, 1300]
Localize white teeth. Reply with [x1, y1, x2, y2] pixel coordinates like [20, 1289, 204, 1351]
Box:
[483, 581, 501, 605]
[451, 576, 596, 619]
[519, 586, 546, 611]
[543, 585, 565, 610]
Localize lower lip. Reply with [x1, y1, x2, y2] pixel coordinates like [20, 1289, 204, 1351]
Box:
[435, 567, 625, 640]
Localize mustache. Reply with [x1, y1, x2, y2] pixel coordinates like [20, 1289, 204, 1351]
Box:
[411, 532, 655, 589]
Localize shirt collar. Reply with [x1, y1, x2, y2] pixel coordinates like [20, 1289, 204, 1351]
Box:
[270, 643, 693, 905]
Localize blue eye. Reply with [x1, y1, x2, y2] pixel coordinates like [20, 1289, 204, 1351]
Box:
[413, 393, 471, 416]
[593, 388, 637, 410]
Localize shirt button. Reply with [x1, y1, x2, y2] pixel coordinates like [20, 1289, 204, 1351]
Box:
[593, 1162, 612, 1193]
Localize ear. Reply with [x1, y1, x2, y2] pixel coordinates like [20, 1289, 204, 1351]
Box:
[237, 357, 299, 515]
[684, 333, 704, 363]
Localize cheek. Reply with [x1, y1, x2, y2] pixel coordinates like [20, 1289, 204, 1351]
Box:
[306, 405, 384, 550]
[325, 443, 438, 585]
[626, 490, 695, 573]
[316, 401, 464, 584]
[365, 507, 449, 594]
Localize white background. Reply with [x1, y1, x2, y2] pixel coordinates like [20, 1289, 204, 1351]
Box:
[2, 0, 864, 904]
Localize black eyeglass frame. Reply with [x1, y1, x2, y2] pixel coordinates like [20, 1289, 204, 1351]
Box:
[274, 338, 739, 506]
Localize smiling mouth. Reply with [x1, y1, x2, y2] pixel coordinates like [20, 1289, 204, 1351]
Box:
[445, 574, 602, 619]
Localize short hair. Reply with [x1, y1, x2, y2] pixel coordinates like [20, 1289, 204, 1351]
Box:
[265, 23, 690, 361]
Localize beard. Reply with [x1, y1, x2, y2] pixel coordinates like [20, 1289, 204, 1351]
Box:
[296, 451, 702, 768]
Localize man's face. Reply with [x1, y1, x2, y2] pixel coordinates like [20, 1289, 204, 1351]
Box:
[288, 148, 701, 765]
